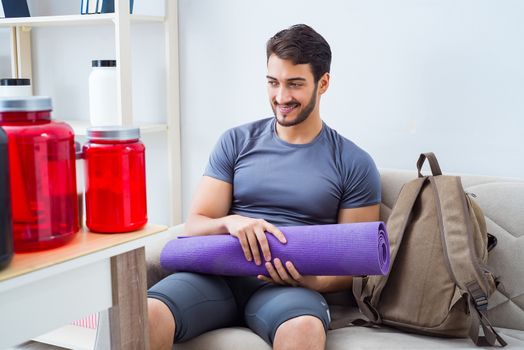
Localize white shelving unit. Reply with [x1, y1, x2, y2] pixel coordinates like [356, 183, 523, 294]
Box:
[65, 119, 168, 136]
[0, 14, 164, 27]
[0, 0, 182, 225]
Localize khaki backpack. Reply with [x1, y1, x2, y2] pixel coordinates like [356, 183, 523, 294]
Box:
[352, 153, 506, 347]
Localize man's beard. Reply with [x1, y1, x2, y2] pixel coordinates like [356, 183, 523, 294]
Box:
[272, 84, 318, 127]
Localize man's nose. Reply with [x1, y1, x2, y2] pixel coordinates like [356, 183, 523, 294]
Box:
[275, 87, 292, 104]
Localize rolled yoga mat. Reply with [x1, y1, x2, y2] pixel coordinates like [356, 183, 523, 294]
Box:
[160, 221, 390, 276]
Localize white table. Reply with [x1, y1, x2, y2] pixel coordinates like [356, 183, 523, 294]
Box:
[0, 224, 169, 350]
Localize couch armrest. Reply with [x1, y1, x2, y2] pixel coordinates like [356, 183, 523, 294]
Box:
[145, 223, 186, 288]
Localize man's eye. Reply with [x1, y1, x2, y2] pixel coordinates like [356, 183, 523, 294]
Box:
[289, 83, 302, 88]
[268, 81, 278, 87]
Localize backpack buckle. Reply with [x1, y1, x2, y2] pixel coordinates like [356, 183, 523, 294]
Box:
[473, 294, 488, 311]
[467, 281, 488, 311]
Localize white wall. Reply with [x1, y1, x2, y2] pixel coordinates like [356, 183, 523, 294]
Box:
[179, 0, 524, 219]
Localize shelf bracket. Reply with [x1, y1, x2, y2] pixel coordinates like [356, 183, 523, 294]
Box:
[165, 0, 182, 225]
[114, 0, 133, 126]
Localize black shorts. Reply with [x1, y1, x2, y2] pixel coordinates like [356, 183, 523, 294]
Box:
[147, 272, 331, 344]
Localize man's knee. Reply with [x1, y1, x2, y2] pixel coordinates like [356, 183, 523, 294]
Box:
[276, 315, 325, 337]
[148, 298, 175, 325]
[148, 298, 176, 349]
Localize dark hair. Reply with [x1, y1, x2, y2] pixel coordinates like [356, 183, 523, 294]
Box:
[266, 24, 331, 82]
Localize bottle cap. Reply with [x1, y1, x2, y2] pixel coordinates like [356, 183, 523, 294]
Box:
[92, 60, 117, 67]
[0, 78, 31, 86]
[87, 126, 140, 141]
[0, 96, 52, 112]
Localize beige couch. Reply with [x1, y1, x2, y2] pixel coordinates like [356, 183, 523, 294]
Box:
[145, 169, 524, 349]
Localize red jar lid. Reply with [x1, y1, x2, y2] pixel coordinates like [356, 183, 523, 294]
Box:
[0, 96, 52, 112]
[86, 126, 140, 141]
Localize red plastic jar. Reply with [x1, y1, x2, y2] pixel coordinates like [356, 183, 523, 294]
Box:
[83, 127, 147, 233]
[0, 97, 79, 252]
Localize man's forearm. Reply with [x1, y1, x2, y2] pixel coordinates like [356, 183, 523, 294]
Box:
[185, 214, 230, 236]
[311, 275, 353, 293]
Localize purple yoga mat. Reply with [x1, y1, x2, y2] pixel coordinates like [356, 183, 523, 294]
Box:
[160, 222, 390, 276]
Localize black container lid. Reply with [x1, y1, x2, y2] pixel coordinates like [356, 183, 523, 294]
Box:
[0, 78, 31, 86]
[92, 60, 117, 67]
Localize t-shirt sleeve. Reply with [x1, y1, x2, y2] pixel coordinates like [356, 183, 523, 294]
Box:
[340, 151, 381, 208]
[203, 129, 237, 184]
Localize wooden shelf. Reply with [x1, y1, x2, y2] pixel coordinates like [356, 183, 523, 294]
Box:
[0, 223, 168, 283]
[63, 120, 168, 136]
[0, 14, 164, 28]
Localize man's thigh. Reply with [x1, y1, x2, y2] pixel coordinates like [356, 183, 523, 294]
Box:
[147, 272, 238, 342]
[244, 285, 331, 344]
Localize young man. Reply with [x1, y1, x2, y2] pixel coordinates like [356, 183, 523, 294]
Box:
[147, 24, 381, 350]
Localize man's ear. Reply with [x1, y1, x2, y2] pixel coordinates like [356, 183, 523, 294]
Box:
[319, 72, 330, 94]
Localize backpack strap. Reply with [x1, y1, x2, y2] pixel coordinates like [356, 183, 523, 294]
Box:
[429, 176, 506, 347]
[467, 281, 508, 347]
[352, 275, 381, 323]
[417, 152, 442, 177]
[353, 177, 427, 323]
[430, 176, 491, 294]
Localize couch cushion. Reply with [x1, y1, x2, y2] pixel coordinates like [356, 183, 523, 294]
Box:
[465, 181, 524, 330]
[175, 327, 271, 350]
[327, 326, 524, 349]
[173, 325, 524, 350]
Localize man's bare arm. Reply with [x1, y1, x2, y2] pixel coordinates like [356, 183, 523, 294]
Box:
[185, 176, 286, 265]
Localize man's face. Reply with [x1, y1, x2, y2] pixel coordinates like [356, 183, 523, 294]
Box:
[267, 55, 319, 127]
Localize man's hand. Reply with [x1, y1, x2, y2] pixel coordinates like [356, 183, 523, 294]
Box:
[225, 215, 287, 265]
[257, 259, 320, 289]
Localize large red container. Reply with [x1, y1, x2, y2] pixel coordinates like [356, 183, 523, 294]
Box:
[83, 127, 147, 233]
[0, 97, 79, 252]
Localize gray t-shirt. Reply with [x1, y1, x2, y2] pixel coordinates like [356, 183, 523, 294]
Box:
[204, 117, 381, 226]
